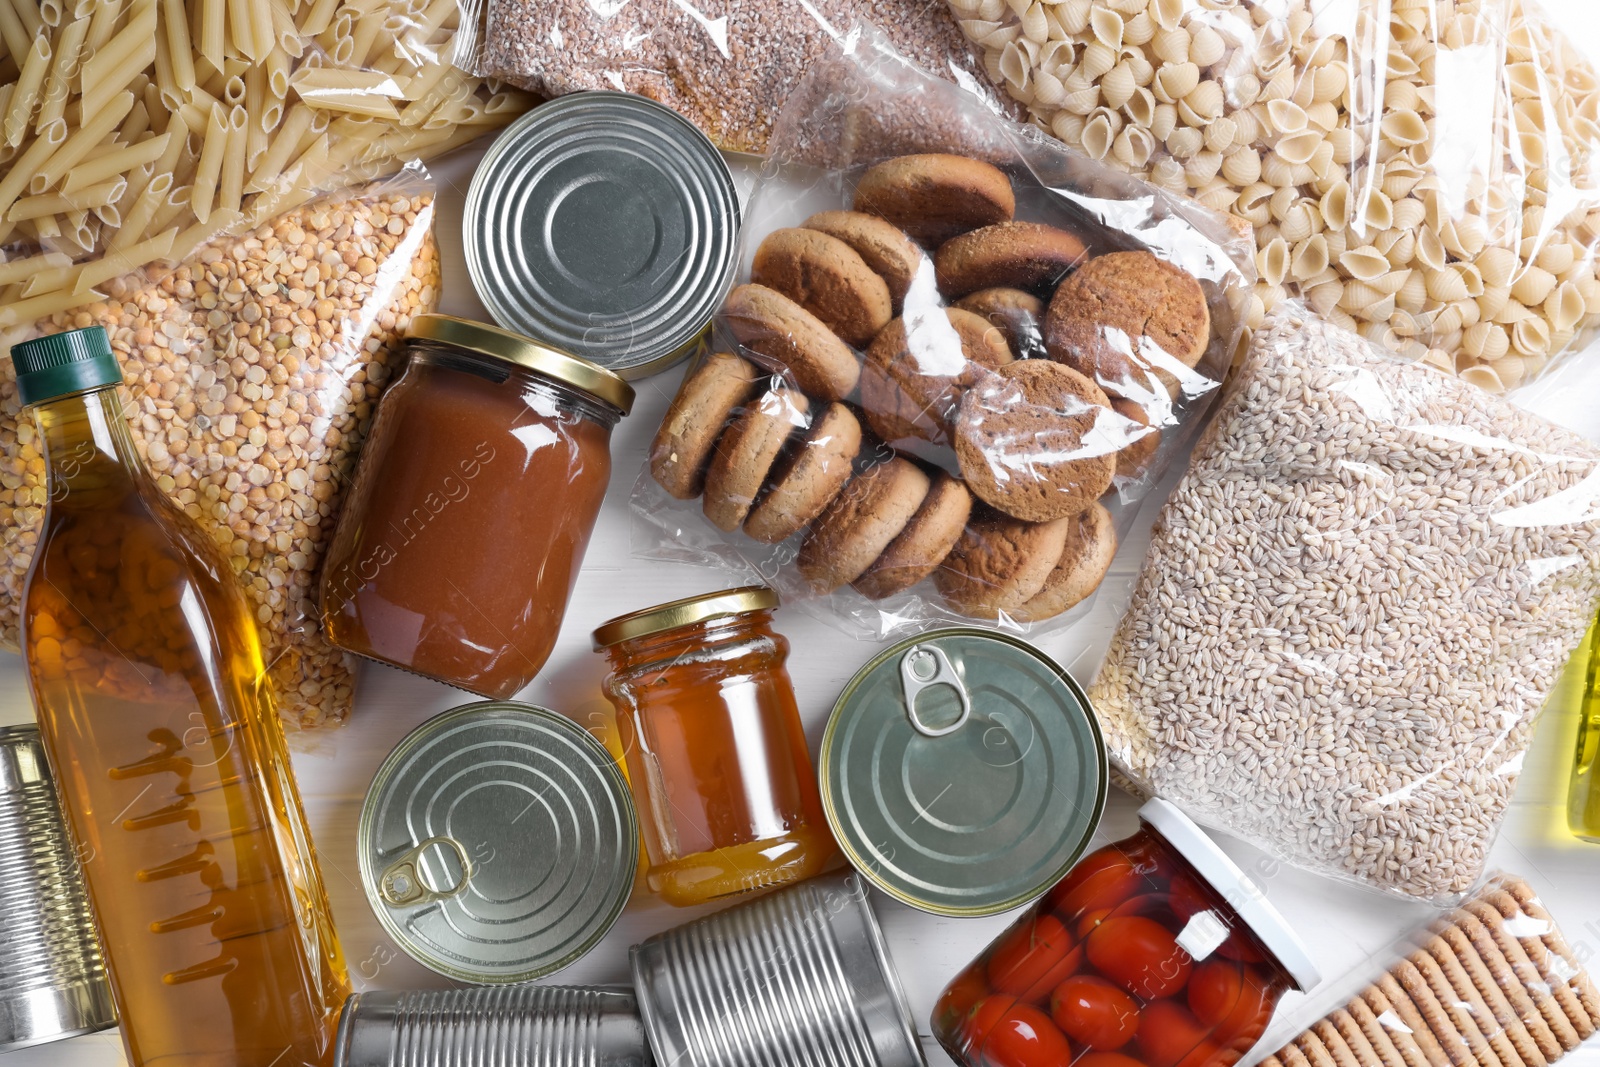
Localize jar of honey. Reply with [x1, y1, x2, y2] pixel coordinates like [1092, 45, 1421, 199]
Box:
[592, 588, 836, 907]
[321, 315, 634, 698]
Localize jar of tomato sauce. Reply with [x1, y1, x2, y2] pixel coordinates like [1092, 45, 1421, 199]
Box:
[321, 315, 634, 698]
[933, 798, 1319, 1067]
[592, 587, 836, 907]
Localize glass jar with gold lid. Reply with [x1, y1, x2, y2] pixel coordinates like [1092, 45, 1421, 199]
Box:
[322, 315, 633, 698]
[592, 587, 836, 907]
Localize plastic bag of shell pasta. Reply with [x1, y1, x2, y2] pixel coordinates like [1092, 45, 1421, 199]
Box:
[0, 169, 442, 729]
[944, 0, 1600, 396]
[1091, 305, 1600, 903]
[631, 24, 1254, 641]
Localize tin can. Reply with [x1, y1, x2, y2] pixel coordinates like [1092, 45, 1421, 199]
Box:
[334, 985, 652, 1067]
[465, 92, 740, 380]
[819, 629, 1108, 917]
[631, 870, 925, 1067]
[0, 725, 117, 1052]
[358, 702, 639, 984]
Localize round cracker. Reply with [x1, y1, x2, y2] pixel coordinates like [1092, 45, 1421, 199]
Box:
[650, 351, 764, 499]
[1044, 250, 1212, 400]
[752, 227, 893, 347]
[954, 359, 1116, 522]
[742, 401, 862, 545]
[852, 153, 1015, 245]
[803, 210, 927, 309]
[933, 510, 1071, 618]
[860, 306, 1013, 447]
[1011, 502, 1116, 622]
[955, 286, 1047, 359]
[723, 283, 862, 400]
[934, 221, 1088, 298]
[702, 387, 808, 531]
[797, 457, 930, 593]
[852, 472, 971, 600]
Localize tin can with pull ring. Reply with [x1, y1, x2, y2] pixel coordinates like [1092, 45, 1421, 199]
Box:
[819, 629, 1108, 917]
[357, 701, 639, 984]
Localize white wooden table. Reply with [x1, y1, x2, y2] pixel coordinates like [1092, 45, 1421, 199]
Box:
[9, 22, 1600, 1062]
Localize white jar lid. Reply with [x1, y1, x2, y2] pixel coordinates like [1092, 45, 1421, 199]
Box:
[1139, 797, 1322, 991]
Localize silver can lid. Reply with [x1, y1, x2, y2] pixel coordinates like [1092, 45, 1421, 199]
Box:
[357, 701, 638, 984]
[820, 629, 1108, 917]
[465, 92, 740, 380]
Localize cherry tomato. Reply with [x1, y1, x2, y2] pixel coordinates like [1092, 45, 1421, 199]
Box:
[970, 998, 1075, 1067]
[1216, 927, 1266, 964]
[1187, 959, 1272, 1040]
[966, 995, 1018, 1052]
[1168, 872, 1216, 923]
[988, 913, 1082, 999]
[1076, 907, 1111, 939]
[1051, 974, 1141, 1050]
[936, 966, 994, 1039]
[1046, 849, 1144, 920]
[1138, 1000, 1212, 1067]
[1087, 916, 1193, 999]
[1075, 1055, 1148, 1067]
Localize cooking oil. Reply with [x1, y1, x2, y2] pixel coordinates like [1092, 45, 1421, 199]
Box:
[1569, 616, 1600, 842]
[14, 327, 349, 1067]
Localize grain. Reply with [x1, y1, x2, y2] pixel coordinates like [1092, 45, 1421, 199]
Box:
[1091, 307, 1600, 901]
[0, 187, 440, 728]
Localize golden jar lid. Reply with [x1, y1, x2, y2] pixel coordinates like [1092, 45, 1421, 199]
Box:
[592, 586, 780, 649]
[406, 314, 636, 415]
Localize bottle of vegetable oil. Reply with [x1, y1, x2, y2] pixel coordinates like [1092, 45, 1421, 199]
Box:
[13, 327, 349, 1066]
[1570, 616, 1600, 842]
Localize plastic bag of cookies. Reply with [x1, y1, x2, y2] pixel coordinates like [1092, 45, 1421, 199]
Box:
[1258, 874, 1598, 1067]
[633, 25, 1255, 640]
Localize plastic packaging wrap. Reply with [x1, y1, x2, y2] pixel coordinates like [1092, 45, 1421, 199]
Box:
[0, 0, 530, 328]
[466, 0, 1019, 155]
[1091, 304, 1600, 902]
[944, 0, 1600, 394]
[1262, 873, 1598, 1067]
[632, 24, 1255, 641]
[0, 169, 442, 728]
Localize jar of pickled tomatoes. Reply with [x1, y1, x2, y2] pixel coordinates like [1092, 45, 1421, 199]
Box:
[933, 798, 1319, 1067]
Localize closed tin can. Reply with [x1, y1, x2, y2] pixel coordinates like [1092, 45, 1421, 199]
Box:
[465, 92, 740, 380]
[334, 985, 652, 1067]
[358, 702, 639, 984]
[819, 629, 1108, 917]
[0, 725, 116, 1051]
[631, 870, 925, 1067]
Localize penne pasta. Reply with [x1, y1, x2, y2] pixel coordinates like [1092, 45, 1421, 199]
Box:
[159, 0, 193, 93]
[244, 62, 267, 164]
[296, 0, 337, 36]
[8, 175, 125, 220]
[0, 0, 29, 61]
[189, 102, 227, 223]
[197, 0, 223, 69]
[216, 102, 246, 215]
[34, 11, 84, 130]
[72, 223, 176, 292]
[225, 0, 258, 60]
[0, 284, 108, 327]
[5, 31, 51, 146]
[79, 0, 156, 118]
[29, 89, 131, 190]
[247, 0, 273, 66]
[107, 170, 168, 246]
[63, 132, 169, 193]
[244, 102, 311, 195]
[0, 247, 71, 286]
[291, 66, 403, 118]
[0, 116, 63, 217]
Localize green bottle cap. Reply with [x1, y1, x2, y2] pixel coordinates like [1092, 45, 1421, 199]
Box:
[10, 326, 123, 406]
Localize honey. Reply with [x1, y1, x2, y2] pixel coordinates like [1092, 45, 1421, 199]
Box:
[593, 589, 836, 906]
[16, 328, 348, 1067]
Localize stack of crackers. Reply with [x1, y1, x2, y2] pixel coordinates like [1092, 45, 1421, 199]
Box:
[1263, 875, 1598, 1067]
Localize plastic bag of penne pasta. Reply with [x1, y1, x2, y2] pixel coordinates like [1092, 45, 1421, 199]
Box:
[631, 24, 1255, 641]
[943, 0, 1600, 396]
[0, 167, 442, 729]
[0, 0, 530, 328]
[1257, 873, 1599, 1067]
